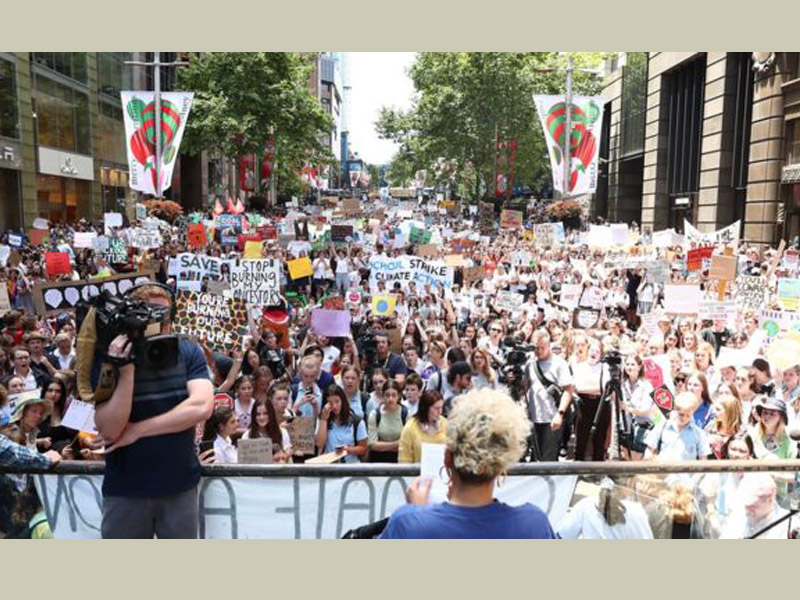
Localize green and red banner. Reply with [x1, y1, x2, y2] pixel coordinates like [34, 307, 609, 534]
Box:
[534, 95, 604, 196]
[121, 92, 194, 195]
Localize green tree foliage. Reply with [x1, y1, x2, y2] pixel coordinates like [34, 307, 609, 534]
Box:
[178, 52, 335, 195]
[376, 52, 612, 201]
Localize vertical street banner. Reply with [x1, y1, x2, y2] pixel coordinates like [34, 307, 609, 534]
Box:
[495, 137, 509, 199]
[120, 91, 194, 195]
[239, 153, 256, 192]
[534, 95, 604, 195]
[260, 136, 275, 188]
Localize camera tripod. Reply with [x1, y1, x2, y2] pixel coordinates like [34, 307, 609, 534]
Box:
[588, 369, 629, 462]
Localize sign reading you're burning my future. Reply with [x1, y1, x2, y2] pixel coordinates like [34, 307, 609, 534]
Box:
[173, 291, 248, 353]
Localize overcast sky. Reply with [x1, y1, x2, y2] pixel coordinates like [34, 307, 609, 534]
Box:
[347, 52, 416, 166]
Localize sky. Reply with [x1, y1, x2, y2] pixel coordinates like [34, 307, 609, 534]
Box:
[347, 52, 416, 166]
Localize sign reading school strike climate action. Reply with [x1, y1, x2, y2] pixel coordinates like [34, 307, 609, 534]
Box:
[368, 255, 454, 291]
[230, 259, 281, 306]
[120, 91, 193, 195]
[172, 291, 247, 353]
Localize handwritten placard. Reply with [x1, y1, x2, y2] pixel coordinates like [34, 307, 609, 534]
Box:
[289, 416, 316, 455]
[288, 257, 313, 280]
[237, 438, 274, 464]
[499, 209, 523, 229]
[664, 284, 702, 315]
[172, 291, 248, 353]
[45, 252, 71, 276]
[188, 224, 207, 249]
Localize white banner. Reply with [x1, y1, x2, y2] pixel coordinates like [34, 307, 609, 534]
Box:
[368, 255, 454, 291]
[120, 91, 194, 195]
[534, 95, 604, 195]
[35, 473, 577, 539]
[683, 220, 740, 247]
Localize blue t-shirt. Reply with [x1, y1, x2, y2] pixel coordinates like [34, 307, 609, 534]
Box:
[380, 501, 556, 539]
[323, 417, 367, 463]
[98, 340, 210, 497]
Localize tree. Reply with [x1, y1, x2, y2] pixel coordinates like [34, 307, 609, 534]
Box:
[376, 52, 612, 202]
[178, 52, 335, 196]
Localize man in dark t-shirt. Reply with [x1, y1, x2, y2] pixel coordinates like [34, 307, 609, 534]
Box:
[374, 332, 408, 386]
[93, 285, 213, 539]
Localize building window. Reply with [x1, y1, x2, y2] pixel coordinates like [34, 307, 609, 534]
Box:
[31, 53, 88, 84]
[731, 53, 754, 190]
[0, 169, 22, 230]
[0, 58, 19, 139]
[35, 175, 92, 222]
[666, 55, 706, 200]
[145, 53, 177, 91]
[620, 52, 648, 159]
[34, 74, 91, 154]
[98, 52, 133, 100]
[97, 100, 126, 164]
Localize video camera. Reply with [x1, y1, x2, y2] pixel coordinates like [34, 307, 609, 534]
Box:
[78, 291, 179, 370]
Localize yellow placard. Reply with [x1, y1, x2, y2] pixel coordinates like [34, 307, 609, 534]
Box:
[371, 294, 396, 316]
[288, 257, 313, 280]
[244, 240, 263, 259]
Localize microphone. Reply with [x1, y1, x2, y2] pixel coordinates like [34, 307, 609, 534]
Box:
[788, 424, 800, 442]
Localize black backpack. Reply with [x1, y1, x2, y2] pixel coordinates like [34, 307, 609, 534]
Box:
[374, 404, 409, 428]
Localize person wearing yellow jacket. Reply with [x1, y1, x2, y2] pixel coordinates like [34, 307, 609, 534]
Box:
[399, 391, 447, 463]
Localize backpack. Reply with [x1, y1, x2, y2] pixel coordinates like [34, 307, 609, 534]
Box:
[374, 404, 408, 428]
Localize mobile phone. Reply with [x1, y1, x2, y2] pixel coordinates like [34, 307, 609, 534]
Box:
[335, 445, 345, 452]
[199, 441, 214, 454]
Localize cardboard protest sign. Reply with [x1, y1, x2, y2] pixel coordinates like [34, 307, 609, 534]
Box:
[409, 227, 432, 245]
[230, 259, 281, 306]
[445, 254, 466, 268]
[33, 271, 154, 315]
[311, 309, 352, 338]
[188, 224, 207, 249]
[238, 438, 274, 464]
[331, 225, 354, 243]
[736, 275, 766, 312]
[104, 238, 128, 264]
[573, 308, 601, 329]
[415, 244, 438, 258]
[342, 198, 361, 216]
[0, 286, 11, 315]
[172, 291, 248, 353]
[777, 278, 800, 311]
[29, 229, 50, 246]
[288, 257, 313, 280]
[45, 252, 71, 276]
[288, 416, 316, 455]
[499, 209, 523, 228]
[663, 284, 702, 315]
[463, 266, 482, 284]
[243, 240, 263, 259]
[709, 255, 737, 281]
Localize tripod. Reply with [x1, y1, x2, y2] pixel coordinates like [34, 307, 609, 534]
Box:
[589, 367, 628, 461]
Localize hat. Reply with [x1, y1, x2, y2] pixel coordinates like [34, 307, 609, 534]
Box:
[754, 395, 788, 423]
[9, 391, 52, 424]
[738, 473, 776, 506]
[23, 331, 47, 343]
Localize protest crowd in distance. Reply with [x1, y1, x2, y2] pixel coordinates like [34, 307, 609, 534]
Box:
[2, 193, 800, 539]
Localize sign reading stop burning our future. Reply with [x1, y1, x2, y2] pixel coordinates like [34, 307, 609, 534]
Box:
[230, 259, 281, 306]
[367, 255, 454, 291]
[172, 291, 248, 353]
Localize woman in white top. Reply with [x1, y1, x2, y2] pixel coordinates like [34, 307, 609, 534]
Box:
[334, 248, 350, 295]
[621, 354, 656, 461]
[233, 375, 255, 436]
[312, 252, 332, 298]
[203, 405, 239, 465]
[241, 397, 292, 462]
[558, 479, 653, 539]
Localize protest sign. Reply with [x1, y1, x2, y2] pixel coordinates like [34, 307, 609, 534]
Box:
[129, 228, 162, 250]
[237, 233, 262, 252]
[782, 249, 799, 273]
[33, 271, 154, 315]
[37, 471, 576, 539]
[342, 198, 361, 216]
[173, 291, 247, 353]
[60, 399, 97, 434]
[463, 266, 482, 284]
[206, 280, 230, 295]
[415, 244, 438, 258]
[371, 294, 396, 316]
[72, 231, 96, 249]
[175, 253, 229, 282]
[104, 212, 123, 233]
[559, 284, 582, 310]
[663, 284, 702, 315]
[736, 275, 766, 312]
[0, 286, 10, 315]
[104, 238, 128, 264]
[188, 224, 207, 249]
[500, 209, 523, 228]
[243, 240, 263, 259]
[643, 356, 668, 390]
[331, 225, 354, 243]
[136, 203, 147, 220]
[709, 255, 737, 281]
[648, 261, 670, 284]
[217, 214, 243, 232]
[533, 223, 565, 247]
[45, 252, 71, 276]
[32, 217, 49, 230]
[573, 308, 601, 329]
[495, 291, 524, 313]
[259, 226, 278, 241]
[368, 255, 454, 291]
[29, 229, 50, 246]
[652, 229, 681, 248]
[760, 309, 800, 338]
[610, 224, 630, 246]
[409, 226, 432, 245]
[288, 257, 313, 280]
[8, 233, 22, 248]
[687, 246, 713, 271]
[444, 254, 466, 268]
[289, 416, 316, 455]
[230, 259, 281, 306]
[698, 300, 737, 322]
[684, 219, 740, 246]
[322, 296, 345, 311]
[777, 278, 800, 311]
[587, 225, 613, 248]
[92, 236, 109, 253]
[237, 439, 274, 464]
[311, 309, 352, 338]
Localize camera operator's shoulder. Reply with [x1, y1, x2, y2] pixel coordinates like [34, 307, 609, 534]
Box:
[179, 339, 212, 380]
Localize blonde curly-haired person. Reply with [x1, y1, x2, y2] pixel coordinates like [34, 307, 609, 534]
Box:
[380, 389, 556, 539]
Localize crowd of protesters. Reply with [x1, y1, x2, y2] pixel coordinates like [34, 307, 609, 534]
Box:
[1, 192, 800, 538]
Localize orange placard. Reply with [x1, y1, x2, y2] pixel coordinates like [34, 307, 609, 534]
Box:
[45, 252, 71, 276]
[188, 224, 207, 249]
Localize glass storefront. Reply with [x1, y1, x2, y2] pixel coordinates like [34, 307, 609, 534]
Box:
[31, 53, 88, 84]
[0, 168, 22, 230]
[35, 174, 91, 222]
[99, 164, 129, 213]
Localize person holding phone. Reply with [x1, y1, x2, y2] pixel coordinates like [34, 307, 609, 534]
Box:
[202, 405, 238, 465]
[316, 385, 367, 463]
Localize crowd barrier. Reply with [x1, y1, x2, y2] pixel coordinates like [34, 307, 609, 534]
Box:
[2, 460, 800, 539]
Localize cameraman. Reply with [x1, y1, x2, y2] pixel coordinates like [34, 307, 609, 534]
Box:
[93, 284, 214, 539]
[527, 330, 574, 462]
[374, 332, 408, 387]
